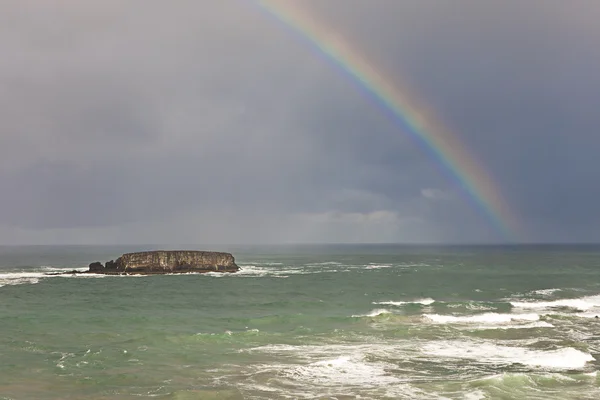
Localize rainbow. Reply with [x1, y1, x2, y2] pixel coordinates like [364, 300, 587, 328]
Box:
[256, 0, 520, 240]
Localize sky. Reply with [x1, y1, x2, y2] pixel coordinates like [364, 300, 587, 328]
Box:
[1, 0, 599, 245]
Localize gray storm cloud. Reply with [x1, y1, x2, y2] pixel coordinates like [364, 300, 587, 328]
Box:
[1, 0, 599, 244]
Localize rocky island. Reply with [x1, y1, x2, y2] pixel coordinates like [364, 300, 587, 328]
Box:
[84, 250, 240, 275]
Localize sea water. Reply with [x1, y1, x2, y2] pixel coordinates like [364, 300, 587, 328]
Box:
[1, 244, 600, 399]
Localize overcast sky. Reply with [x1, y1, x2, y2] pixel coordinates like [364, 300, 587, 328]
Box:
[1, 0, 599, 245]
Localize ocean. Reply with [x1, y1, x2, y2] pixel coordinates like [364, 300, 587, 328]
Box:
[1, 244, 600, 399]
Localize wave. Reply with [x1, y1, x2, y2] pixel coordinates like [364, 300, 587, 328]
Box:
[0, 271, 46, 287]
[422, 341, 594, 370]
[363, 262, 432, 270]
[247, 358, 434, 399]
[464, 302, 497, 311]
[468, 372, 600, 399]
[530, 288, 563, 296]
[244, 343, 443, 399]
[209, 262, 359, 278]
[475, 321, 555, 330]
[282, 354, 400, 387]
[223, 265, 295, 278]
[40, 266, 86, 273]
[352, 309, 393, 318]
[511, 295, 600, 311]
[243, 339, 597, 398]
[574, 312, 600, 319]
[365, 264, 393, 269]
[373, 298, 435, 306]
[463, 390, 486, 400]
[423, 312, 556, 330]
[194, 328, 261, 339]
[373, 299, 500, 312]
[424, 312, 540, 324]
[0, 273, 39, 286]
[0, 269, 136, 287]
[220, 265, 327, 278]
[244, 340, 595, 398]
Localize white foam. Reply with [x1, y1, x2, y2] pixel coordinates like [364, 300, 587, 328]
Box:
[422, 341, 594, 369]
[284, 355, 399, 387]
[465, 302, 497, 311]
[231, 265, 320, 278]
[374, 298, 435, 306]
[424, 313, 540, 324]
[245, 343, 452, 399]
[248, 343, 406, 360]
[235, 265, 291, 277]
[55, 352, 75, 370]
[574, 312, 600, 319]
[473, 321, 554, 330]
[531, 288, 562, 296]
[58, 273, 107, 279]
[41, 266, 86, 273]
[463, 390, 486, 400]
[511, 295, 600, 311]
[366, 264, 393, 269]
[352, 309, 392, 318]
[0, 268, 114, 287]
[248, 345, 396, 395]
[0, 271, 45, 287]
[400, 262, 432, 268]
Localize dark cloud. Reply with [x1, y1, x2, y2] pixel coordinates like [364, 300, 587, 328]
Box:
[0, 1, 599, 244]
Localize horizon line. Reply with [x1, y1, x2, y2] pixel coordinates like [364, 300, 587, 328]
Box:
[1, 242, 600, 247]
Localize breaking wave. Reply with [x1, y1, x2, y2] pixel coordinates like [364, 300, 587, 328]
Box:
[424, 312, 541, 324]
[373, 298, 435, 306]
[422, 341, 595, 370]
[511, 295, 600, 312]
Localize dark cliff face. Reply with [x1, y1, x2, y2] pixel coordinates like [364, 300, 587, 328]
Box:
[88, 250, 239, 274]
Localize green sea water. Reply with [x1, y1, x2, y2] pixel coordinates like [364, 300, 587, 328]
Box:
[2, 244, 600, 399]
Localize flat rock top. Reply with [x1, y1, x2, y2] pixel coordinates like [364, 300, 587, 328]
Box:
[83, 250, 239, 275]
[121, 250, 232, 257]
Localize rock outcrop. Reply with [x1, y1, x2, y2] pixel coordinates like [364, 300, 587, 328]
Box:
[87, 250, 239, 275]
[88, 262, 104, 273]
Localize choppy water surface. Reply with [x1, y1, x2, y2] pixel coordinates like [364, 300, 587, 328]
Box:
[1, 244, 600, 399]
